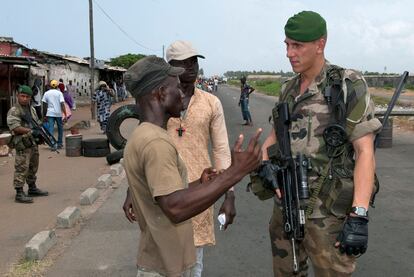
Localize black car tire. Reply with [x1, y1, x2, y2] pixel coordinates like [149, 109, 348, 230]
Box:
[83, 147, 110, 157]
[106, 149, 124, 165]
[106, 104, 140, 150]
[82, 138, 109, 149]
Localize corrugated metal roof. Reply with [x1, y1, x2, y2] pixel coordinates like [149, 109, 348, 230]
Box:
[0, 38, 125, 72]
[0, 55, 37, 65]
[0, 37, 14, 42]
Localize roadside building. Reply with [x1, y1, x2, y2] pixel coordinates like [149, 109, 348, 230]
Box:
[0, 37, 126, 130]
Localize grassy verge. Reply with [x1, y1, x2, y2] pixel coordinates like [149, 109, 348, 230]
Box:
[5, 259, 52, 277]
[227, 79, 282, 97]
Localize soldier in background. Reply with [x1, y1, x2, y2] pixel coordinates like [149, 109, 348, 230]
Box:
[7, 85, 49, 203]
[259, 11, 382, 276]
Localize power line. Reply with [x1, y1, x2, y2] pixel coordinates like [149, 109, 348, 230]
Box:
[92, 0, 160, 53]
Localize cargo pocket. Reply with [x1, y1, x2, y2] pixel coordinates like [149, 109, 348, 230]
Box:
[323, 177, 353, 218]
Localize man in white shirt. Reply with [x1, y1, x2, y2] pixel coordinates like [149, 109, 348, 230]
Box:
[42, 79, 67, 150]
[214, 78, 219, 92]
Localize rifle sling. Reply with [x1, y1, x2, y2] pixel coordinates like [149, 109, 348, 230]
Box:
[305, 148, 340, 217]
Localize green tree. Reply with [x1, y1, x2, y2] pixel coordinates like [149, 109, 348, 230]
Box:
[109, 53, 146, 69]
[199, 68, 204, 76]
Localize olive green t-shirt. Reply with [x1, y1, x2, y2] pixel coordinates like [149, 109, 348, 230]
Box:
[124, 122, 196, 277]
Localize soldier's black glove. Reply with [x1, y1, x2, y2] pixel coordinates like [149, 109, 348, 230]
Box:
[336, 216, 369, 256]
[257, 160, 279, 191]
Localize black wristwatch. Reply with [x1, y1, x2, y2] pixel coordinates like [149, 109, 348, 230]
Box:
[351, 206, 368, 217]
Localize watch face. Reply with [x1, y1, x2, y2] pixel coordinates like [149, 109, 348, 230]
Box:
[352, 206, 367, 216]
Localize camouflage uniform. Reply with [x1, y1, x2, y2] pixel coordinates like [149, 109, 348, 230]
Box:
[269, 62, 382, 276]
[7, 103, 41, 189]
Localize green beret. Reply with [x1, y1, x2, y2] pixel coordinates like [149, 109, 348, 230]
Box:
[18, 85, 32, 96]
[285, 11, 327, 42]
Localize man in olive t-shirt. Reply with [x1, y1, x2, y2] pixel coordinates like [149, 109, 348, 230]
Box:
[123, 56, 263, 277]
[125, 123, 196, 276]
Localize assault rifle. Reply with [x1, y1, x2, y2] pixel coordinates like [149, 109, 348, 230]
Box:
[268, 102, 310, 273]
[374, 71, 409, 148]
[22, 112, 59, 152]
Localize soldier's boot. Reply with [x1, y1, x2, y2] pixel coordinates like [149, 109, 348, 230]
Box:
[28, 184, 49, 197]
[15, 188, 34, 204]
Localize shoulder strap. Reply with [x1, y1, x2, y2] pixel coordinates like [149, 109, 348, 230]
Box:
[324, 66, 359, 135]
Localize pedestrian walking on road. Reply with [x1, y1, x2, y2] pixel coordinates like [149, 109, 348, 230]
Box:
[42, 79, 67, 150]
[255, 11, 382, 276]
[92, 81, 114, 134]
[122, 55, 262, 277]
[123, 40, 235, 277]
[66, 80, 77, 110]
[7, 85, 49, 203]
[238, 76, 255, 126]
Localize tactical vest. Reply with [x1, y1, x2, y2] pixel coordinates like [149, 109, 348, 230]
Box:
[280, 65, 378, 218]
[8, 104, 38, 151]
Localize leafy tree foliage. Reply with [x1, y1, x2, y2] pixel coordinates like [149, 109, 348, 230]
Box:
[109, 53, 146, 69]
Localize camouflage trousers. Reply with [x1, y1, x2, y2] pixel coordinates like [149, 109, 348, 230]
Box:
[13, 146, 39, 189]
[269, 205, 356, 277]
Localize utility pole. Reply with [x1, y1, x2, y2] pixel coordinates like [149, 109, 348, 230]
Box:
[89, 0, 96, 119]
[162, 45, 165, 59]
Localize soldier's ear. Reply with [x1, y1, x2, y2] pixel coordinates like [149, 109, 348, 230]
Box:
[316, 37, 326, 54]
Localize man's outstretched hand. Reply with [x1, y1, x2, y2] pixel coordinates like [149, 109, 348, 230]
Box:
[231, 128, 263, 175]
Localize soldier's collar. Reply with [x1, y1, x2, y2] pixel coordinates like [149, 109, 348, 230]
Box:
[315, 60, 331, 85]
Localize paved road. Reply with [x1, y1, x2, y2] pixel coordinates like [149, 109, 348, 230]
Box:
[46, 85, 414, 276]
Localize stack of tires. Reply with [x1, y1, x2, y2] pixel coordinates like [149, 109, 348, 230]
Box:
[82, 138, 111, 157]
[105, 104, 140, 165]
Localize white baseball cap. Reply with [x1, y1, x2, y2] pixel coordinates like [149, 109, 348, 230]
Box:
[165, 40, 205, 62]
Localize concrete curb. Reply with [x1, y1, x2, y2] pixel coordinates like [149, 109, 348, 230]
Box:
[57, 206, 81, 228]
[97, 174, 112, 188]
[80, 188, 99, 205]
[25, 230, 57, 261]
[110, 164, 124, 176]
[18, 163, 124, 264]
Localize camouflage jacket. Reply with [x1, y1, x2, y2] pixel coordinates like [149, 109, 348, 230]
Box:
[278, 61, 382, 218]
[7, 103, 41, 150]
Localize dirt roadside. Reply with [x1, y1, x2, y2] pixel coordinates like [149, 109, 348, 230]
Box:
[369, 87, 414, 132]
[0, 99, 133, 275]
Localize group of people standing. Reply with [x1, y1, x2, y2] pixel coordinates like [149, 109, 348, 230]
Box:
[120, 10, 381, 277]
[6, 9, 382, 276]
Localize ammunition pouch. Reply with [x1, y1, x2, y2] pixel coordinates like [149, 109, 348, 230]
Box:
[319, 146, 380, 218]
[10, 134, 35, 151]
[321, 177, 353, 218]
[248, 172, 275, 201]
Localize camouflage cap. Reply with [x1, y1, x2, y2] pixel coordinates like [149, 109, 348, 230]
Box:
[124, 55, 184, 98]
[17, 85, 32, 96]
[285, 11, 327, 42]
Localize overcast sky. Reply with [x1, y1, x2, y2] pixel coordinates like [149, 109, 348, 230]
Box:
[1, 0, 413, 76]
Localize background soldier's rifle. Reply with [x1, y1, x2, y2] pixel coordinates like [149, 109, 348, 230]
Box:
[268, 102, 310, 273]
[22, 112, 59, 153]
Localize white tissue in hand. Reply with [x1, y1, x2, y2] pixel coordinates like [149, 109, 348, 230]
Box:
[218, 213, 226, 230]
